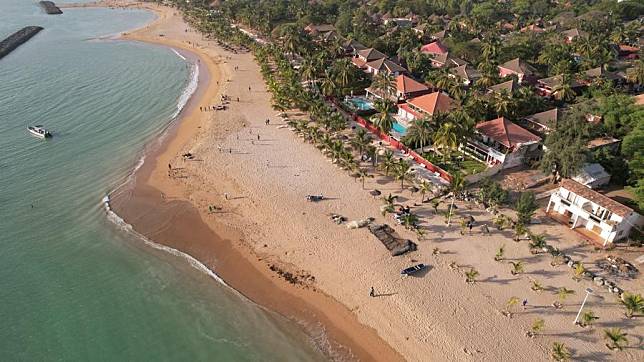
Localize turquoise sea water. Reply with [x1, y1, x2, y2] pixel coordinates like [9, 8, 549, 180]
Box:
[0, 1, 324, 360]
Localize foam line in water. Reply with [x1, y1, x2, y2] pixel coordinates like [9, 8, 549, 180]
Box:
[171, 48, 186, 60]
[171, 59, 199, 119]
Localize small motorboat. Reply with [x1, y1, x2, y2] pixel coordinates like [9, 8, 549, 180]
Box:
[401, 263, 427, 276]
[28, 125, 52, 139]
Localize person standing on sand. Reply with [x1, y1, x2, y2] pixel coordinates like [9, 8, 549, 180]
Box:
[370, 287, 375, 297]
[248, 86, 251, 92]
[224, 193, 229, 200]
[522, 299, 528, 310]
[257, 134, 260, 141]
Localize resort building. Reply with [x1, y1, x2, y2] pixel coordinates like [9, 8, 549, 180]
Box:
[365, 74, 431, 103]
[429, 53, 467, 68]
[396, 91, 453, 122]
[572, 163, 611, 189]
[488, 79, 518, 95]
[304, 23, 336, 37]
[518, 108, 560, 136]
[342, 39, 367, 55]
[420, 40, 448, 56]
[352, 48, 386, 68]
[546, 179, 642, 245]
[536, 75, 584, 97]
[363, 58, 407, 76]
[465, 117, 542, 169]
[449, 64, 481, 86]
[587, 136, 621, 153]
[498, 58, 537, 83]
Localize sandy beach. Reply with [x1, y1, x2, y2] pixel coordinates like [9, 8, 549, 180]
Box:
[66, 1, 643, 361]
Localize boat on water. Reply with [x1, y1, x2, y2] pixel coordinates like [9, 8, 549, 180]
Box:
[401, 263, 427, 276]
[28, 125, 52, 139]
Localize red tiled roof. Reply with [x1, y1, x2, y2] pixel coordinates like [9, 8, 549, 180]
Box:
[351, 57, 366, 68]
[475, 117, 541, 148]
[396, 74, 429, 94]
[406, 92, 453, 115]
[498, 58, 536, 76]
[420, 40, 448, 55]
[398, 103, 422, 119]
[560, 179, 634, 217]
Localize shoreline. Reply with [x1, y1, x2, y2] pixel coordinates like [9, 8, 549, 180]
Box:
[82, 1, 402, 360]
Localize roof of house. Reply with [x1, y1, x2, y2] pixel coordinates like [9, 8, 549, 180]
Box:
[396, 74, 429, 94]
[475, 117, 541, 148]
[406, 91, 453, 115]
[305, 23, 336, 34]
[432, 29, 447, 39]
[343, 38, 367, 52]
[450, 64, 481, 81]
[488, 79, 518, 94]
[537, 75, 584, 89]
[572, 163, 610, 187]
[364, 58, 407, 74]
[560, 178, 633, 217]
[561, 28, 587, 39]
[420, 40, 448, 55]
[587, 136, 620, 149]
[523, 108, 559, 131]
[431, 52, 467, 67]
[635, 93, 644, 106]
[520, 24, 545, 33]
[584, 67, 622, 81]
[357, 48, 387, 61]
[499, 58, 537, 76]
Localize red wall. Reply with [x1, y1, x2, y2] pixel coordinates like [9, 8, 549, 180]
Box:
[353, 115, 452, 182]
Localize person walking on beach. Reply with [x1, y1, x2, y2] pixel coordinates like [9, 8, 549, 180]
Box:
[224, 192, 229, 200]
[257, 134, 260, 141]
[369, 287, 375, 297]
[522, 299, 528, 310]
[265, 119, 270, 125]
[248, 85, 251, 92]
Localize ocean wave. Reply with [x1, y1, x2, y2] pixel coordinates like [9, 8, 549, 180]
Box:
[102, 194, 230, 288]
[170, 53, 199, 120]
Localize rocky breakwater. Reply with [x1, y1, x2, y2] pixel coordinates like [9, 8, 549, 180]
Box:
[0, 26, 44, 60]
[39, 1, 63, 15]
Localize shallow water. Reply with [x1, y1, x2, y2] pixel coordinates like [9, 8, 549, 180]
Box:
[0, 1, 324, 360]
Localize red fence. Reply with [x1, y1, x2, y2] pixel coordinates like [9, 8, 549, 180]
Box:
[353, 115, 452, 182]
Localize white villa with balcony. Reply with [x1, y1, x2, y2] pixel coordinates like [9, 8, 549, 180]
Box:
[465, 117, 542, 169]
[546, 179, 642, 245]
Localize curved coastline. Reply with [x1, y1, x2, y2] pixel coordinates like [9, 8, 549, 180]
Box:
[75, 1, 403, 361]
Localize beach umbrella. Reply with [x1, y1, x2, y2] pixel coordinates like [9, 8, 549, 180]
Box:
[369, 189, 382, 197]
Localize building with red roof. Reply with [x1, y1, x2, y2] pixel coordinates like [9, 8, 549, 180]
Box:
[396, 91, 453, 122]
[420, 40, 448, 55]
[365, 74, 432, 102]
[465, 117, 542, 169]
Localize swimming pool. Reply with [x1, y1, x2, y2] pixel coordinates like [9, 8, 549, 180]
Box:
[392, 121, 407, 135]
[346, 97, 374, 111]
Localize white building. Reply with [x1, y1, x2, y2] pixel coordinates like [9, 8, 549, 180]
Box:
[546, 179, 642, 245]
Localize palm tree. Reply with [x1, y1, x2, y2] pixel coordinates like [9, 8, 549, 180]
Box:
[404, 117, 433, 151]
[355, 168, 373, 189]
[446, 172, 466, 226]
[528, 318, 545, 337]
[604, 328, 628, 351]
[372, 100, 394, 134]
[465, 268, 479, 283]
[334, 58, 353, 89]
[510, 261, 525, 275]
[430, 198, 442, 214]
[320, 70, 337, 97]
[371, 72, 396, 99]
[551, 342, 571, 361]
[350, 128, 371, 156]
[394, 159, 412, 190]
[627, 60, 644, 85]
[492, 91, 514, 118]
[418, 180, 432, 203]
[528, 233, 547, 254]
[494, 244, 505, 261]
[579, 310, 598, 328]
[379, 150, 396, 176]
[513, 222, 528, 242]
[505, 296, 519, 316]
[530, 279, 544, 292]
[554, 287, 575, 308]
[552, 74, 576, 102]
[572, 263, 585, 282]
[620, 293, 644, 319]
[401, 213, 420, 230]
[481, 37, 500, 61]
[433, 121, 459, 162]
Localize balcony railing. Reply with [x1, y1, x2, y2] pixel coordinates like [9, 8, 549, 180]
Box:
[466, 140, 506, 161]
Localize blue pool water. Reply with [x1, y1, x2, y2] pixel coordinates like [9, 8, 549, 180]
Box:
[346, 96, 374, 111]
[392, 121, 407, 135]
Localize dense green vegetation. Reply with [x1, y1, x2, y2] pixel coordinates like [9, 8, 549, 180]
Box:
[161, 0, 643, 210]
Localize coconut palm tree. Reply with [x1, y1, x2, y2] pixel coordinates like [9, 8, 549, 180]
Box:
[433, 121, 459, 162]
[551, 342, 571, 361]
[404, 117, 434, 151]
[446, 172, 466, 226]
[572, 263, 585, 282]
[510, 261, 525, 275]
[350, 128, 371, 156]
[372, 100, 394, 134]
[579, 310, 598, 328]
[465, 268, 479, 283]
[418, 180, 432, 203]
[505, 296, 520, 317]
[554, 287, 575, 309]
[355, 168, 373, 189]
[530, 279, 544, 292]
[513, 222, 528, 242]
[528, 318, 544, 337]
[552, 73, 576, 102]
[394, 159, 412, 190]
[333, 58, 353, 89]
[627, 60, 644, 85]
[620, 293, 644, 319]
[481, 37, 500, 60]
[528, 233, 548, 254]
[494, 244, 505, 261]
[604, 328, 628, 351]
[401, 213, 420, 230]
[379, 150, 396, 176]
[371, 72, 396, 100]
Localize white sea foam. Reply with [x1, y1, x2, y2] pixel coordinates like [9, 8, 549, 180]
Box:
[171, 59, 199, 120]
[171, 48, 186, 60]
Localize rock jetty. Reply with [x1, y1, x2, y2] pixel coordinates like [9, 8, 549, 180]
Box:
[39, 1, 63, 15]
[0, 26, 44, 60]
